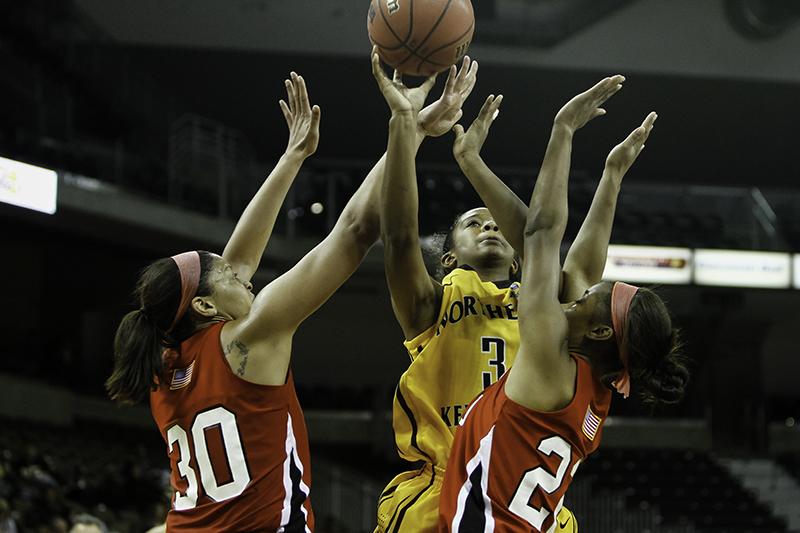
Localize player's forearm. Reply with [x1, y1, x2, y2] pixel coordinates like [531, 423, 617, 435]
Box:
[563, 168, 621, 284]
[381, 113, 423, 245]
[223, 151, 305, 280]
[336, 119, 425, 250]
[456, 152, 527, 257]
[525, 124, 573, 234]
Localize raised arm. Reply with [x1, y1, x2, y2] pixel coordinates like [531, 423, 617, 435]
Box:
[452, 95, 528, 258]
[220, 52, 473, 384]
[381, 55, 479, 340]
[561, 112, 656, 301]
[222, 73, 320, 281]
[505, 76, 625, 410]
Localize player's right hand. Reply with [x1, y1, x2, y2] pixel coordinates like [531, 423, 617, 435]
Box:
[605, 111, 657, 176]
[279, 71, 321, 159]
[553, 75, 625, 134]
[419, 55, 478, 137]
[452, 93, 503, 160]
[371, 46, 436, 116]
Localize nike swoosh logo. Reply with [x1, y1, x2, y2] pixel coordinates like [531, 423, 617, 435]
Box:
[559, 516, 571, 528]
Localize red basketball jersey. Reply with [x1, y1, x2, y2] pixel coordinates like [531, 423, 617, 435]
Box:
[439, 355, 611, 533]
[150, 323, 314, 532]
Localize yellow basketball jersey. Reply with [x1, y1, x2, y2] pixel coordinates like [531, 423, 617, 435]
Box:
[393, 266, 520, 468]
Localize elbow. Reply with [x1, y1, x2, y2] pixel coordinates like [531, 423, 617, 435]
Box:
[341, 209, 379, 250]
[381, 229, 417, 255]
[524, 205, 566, 239]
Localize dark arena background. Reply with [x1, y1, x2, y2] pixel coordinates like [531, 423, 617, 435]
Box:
[2, 1, 800, 532]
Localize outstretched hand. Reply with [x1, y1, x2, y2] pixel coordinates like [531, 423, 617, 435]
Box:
[371, 46, 437, 116]
[605, 111, 657, 176]
[419, 56, 479, 137]
[554, 75, 625, 134]
[279, 72, 321, 159]
[452, 93, 503, 159]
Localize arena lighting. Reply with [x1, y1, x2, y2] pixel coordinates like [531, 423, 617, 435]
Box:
[0, 156, 57, 215]
[693, 249, 791, 289]
[794, 254, 800, 289]
[602, 245, 692, 284]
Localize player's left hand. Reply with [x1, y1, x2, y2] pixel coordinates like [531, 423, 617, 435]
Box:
[605, 111, 657, 176]
[554, 75, 625, 134]
[452, 93, 503, 160]
[280, 72, 321, 159]
[419, 56, 479, 137]
[372, 46, 437, 116]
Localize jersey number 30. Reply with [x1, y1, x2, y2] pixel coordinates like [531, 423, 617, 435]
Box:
[508, 435, 580, 530]
[166, 406, 251, 510]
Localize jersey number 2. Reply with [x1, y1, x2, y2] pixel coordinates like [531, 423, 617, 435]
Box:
[166, 406, 251, 510]
[508, 435, 580, 530]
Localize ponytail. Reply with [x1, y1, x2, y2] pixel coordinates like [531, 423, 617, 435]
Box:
[106, 309, 165, 404]
[626, 289, 690, 408]
[106, 252, 214, 405]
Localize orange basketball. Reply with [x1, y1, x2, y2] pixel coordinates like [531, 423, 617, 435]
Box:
[367, 0, 475, 76]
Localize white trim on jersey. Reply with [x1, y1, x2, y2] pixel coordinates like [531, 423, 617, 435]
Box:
[544, 494, 566, 533]
[459, 393, 484, 427]
[451, 426, 496, 532]
[278, 412, 312, 533]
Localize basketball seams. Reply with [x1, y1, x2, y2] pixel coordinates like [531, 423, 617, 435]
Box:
[412, 0, 454, 58]
[415, 18, 474, 72]
[371, 0, 474, 76]
[394, 0, 452, 72]
[376, 0, 411, 51]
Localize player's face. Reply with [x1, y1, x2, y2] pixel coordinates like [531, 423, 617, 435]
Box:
[205, 255, 255, 320]
[562, 281, 613, 345]
[448, 208, 515, 269]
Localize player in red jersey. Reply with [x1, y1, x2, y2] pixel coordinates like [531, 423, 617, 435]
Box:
[439, 78, 689, 532]
[105, 67, 472, 532]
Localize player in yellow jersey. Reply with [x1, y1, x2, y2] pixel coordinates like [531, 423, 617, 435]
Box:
[373, 47, 656, 530]
[371, 50, 580, 532]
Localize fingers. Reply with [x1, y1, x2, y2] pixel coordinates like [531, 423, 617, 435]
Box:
[294, 72, 312, 115]
[420, 72, 437, 96]
[627, 112, 657, 146]
[393, 69, 403, 85]
[586, 74, 625, 108]
[477, 94, 503, 124]
[278, 99, 292, 125]
[452, 124, 465, 138]
[455, 56, 470, 85]
[309, 104, 321, 133]
[444, 64, 458, 95]
[462, 59, 478, 95]
[642, 111, 657, 133]
[371, 46, 391, 87]
[285, 77, 297, 115]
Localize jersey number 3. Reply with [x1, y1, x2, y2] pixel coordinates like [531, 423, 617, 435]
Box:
[509, 435, 580, 530]
[481, 337, 507, 389]
[166, 406, 251, 510]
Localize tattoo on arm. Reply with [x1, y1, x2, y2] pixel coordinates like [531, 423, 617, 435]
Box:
[224, 340, 250, 376]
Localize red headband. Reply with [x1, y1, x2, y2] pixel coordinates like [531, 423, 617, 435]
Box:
[168, 251, 201, 332]
[610, 281, 639, 399]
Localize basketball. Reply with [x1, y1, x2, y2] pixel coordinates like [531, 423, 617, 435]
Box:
[367, 0, 475, 76]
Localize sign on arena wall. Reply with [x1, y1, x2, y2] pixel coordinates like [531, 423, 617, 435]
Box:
[0, 156, 57, 214]
[602, 245, 692, 284]
[793, 255, 800, 289]
[694, 249, 791, 289]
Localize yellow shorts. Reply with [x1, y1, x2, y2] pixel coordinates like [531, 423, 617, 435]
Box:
[376, 463, 443, 533]
[375, 464, 577, 532]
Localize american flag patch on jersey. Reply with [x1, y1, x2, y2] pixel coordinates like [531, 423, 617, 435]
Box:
[581, 404, 602, 441]
[170, 361, 195, 390]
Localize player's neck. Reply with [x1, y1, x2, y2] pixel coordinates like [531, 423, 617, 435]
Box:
[474, 264, 511, 283]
